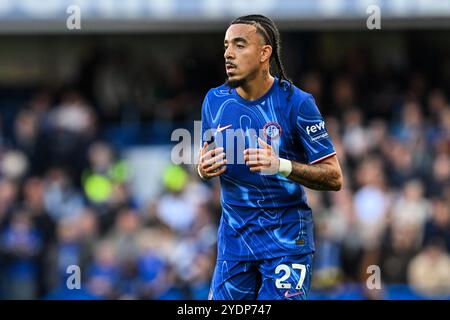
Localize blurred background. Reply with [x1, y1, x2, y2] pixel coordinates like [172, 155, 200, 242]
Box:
[0, 0, 450, 300]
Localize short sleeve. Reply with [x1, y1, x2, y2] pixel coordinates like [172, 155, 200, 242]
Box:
[200, 91, 213, 145]
[296, 95, 336, 164]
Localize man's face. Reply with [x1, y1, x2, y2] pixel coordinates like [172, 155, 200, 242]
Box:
[224, 23, 266, 88]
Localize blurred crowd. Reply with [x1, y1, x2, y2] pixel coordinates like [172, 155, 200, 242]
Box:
[0, 32, 450, 299]
[0, 90, 218, 299]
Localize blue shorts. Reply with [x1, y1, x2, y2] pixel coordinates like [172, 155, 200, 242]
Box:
[209, 253, 313, 300]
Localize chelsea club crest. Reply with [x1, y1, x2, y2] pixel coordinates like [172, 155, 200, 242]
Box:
[263, 121, 282, 140]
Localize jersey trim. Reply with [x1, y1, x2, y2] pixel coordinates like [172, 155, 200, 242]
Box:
[309, 151, 336, 165]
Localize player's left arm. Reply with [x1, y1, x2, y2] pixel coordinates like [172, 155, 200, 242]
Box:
[244, 138, 343, 191]
[245, 94, 343, 191]
[286, 154, 343, 191]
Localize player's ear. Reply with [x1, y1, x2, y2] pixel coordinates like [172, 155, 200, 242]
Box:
[260, 45, 272, 63]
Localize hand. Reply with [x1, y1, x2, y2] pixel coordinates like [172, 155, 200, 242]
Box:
[198, 142, 227, 179]
[244, 137, 279, 175]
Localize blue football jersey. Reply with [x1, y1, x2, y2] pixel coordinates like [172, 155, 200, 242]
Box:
[201, 78, 336, 260]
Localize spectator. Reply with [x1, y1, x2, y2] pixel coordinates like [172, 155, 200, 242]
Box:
[353, 157, 390, 250]
[0, 179, 19, 226]
[379, 224, 420, 284]
[155, 166, 197, 234]
[391, 180, 431, 234]
[106, 208, 141, 269]
[408, 239, 450, 298]
[43, 167, 85, 222]
[0, 210, 43, 299]
[22, 177, 56, 296]
[85, 240, 120, 299]
[423, 197, 450, 251]
[426, 152, 450, 198]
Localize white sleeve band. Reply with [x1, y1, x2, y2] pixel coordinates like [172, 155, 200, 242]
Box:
[278, 158, 292, 177]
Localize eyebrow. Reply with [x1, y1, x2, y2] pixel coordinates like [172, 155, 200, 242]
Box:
[224, 37, 248, 45]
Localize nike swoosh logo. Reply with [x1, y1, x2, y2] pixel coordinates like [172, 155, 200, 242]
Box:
[284, 290, 304, 298]
[217, 124, 232, 132]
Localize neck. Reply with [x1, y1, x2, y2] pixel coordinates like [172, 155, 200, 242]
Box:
[236, 71, 275, 101]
